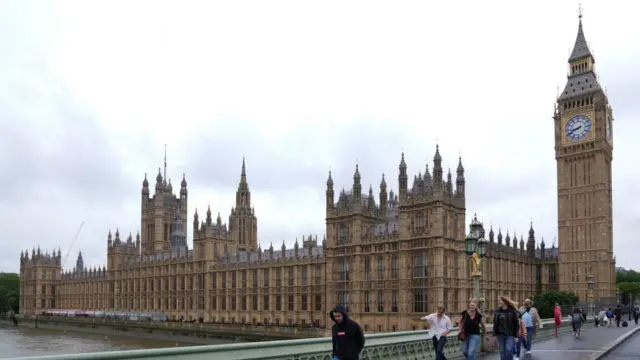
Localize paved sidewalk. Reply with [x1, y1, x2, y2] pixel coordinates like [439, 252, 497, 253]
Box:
[479, 324, 638, 360]
[602, 327, 640, 359]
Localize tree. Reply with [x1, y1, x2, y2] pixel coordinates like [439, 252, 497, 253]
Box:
[0, 273, 20, 314]
[617, 269, 640, 284]
[531, 290, 579, 318]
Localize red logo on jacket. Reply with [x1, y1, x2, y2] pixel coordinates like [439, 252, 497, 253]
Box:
[337, 332, 346, 336]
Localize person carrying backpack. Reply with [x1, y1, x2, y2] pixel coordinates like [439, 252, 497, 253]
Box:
[571, 307, 584, 338]
[606, 308, 614, 328]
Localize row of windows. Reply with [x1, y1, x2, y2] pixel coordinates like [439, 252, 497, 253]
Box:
[337, 289, 428, 314]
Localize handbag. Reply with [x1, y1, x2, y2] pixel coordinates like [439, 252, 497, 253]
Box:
[458, 313, 467, 341]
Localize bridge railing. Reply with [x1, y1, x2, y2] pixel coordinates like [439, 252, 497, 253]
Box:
[7, 318, 573, 360]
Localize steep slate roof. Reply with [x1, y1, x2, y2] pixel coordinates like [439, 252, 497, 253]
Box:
[568, 17, 593, 63]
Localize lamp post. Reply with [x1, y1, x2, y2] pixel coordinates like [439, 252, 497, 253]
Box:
[587, 275, 595, 318]
[465, 214, 489, 312]
[616, 287, 620, 305]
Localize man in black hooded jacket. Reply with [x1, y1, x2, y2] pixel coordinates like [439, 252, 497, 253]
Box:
[330, 304, 365, 360]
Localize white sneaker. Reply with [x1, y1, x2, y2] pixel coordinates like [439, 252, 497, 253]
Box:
[525, 350, 531, 354]
[514, 357, 519, 360]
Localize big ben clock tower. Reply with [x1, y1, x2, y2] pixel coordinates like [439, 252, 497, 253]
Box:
[555, 11, 615, 304]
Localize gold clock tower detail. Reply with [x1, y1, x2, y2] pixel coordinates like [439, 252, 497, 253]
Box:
[554, 12, 615, 303]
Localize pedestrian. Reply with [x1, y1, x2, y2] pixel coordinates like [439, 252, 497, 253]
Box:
[597, 308, 606, 327]
[634, 307, 639, 325]
[553, 303, 562, 337]
[458, 299, 487, 360]
[512, 311, 527, 360]
[606, 308, 614, 328]
[329, 304, 365, 360]
[571, 307, 584, 338]
[421, 305, 452, 360]
[492, 296, 520, 360]
[519, 298, 541, 354]
[614, 305, 622, 327]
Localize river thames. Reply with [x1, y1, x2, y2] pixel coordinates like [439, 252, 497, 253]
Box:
[0, 327, 230, 358]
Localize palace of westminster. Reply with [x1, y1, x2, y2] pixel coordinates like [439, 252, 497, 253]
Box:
[19, 14, 617, 332]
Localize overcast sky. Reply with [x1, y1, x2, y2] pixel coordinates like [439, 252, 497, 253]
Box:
[1, 1, 639, 272]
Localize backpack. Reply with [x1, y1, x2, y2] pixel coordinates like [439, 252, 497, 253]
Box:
[571, 312, 582, 323]
[606, 310, 613, 318]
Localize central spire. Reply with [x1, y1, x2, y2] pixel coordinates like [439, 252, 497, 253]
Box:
[163, 144, 168, 185]
[568, 6, 593, 64]
[240, 156, 247, 184]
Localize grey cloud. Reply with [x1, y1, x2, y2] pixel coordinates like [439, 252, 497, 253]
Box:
[0, 76, 133, 272]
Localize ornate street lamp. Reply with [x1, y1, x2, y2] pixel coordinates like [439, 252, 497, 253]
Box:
[616, 287, 620, 305]
[587, 275, 595, 318]
[465, 214, 489, 311]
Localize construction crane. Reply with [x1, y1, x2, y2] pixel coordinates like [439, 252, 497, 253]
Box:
[63, 221, 85, 267]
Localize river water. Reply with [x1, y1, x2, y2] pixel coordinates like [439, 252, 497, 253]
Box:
[0, 327, 223, 358]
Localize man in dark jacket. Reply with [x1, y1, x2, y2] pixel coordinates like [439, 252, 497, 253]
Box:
[614, 305, 622, 327]
[330, 304, 365, 360]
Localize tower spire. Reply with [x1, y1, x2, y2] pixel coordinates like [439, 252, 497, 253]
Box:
[241, 156, 247, 184]
[163, 144, 168, 184]
[568, 5, 593, 64]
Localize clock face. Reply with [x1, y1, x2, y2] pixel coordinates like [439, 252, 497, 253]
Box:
[564, 114, 593, 142]
[606, 116, 612, 140]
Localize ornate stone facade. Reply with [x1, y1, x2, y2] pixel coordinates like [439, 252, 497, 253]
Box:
[20, 15, 614, 333]
[554, 14, 616, 302]
[19, 148, 559, 333]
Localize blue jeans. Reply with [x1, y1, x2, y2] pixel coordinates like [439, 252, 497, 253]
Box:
[512, 335, 527, 356]
[461, 334, 480, 360]
[496, 334, 514, 360]
[525, 326, 534, 351]
[432, 336, 447, 360]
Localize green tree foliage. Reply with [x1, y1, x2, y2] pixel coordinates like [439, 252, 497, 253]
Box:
[0, 273, 20, 313]
[531, 290, 579, 318]
[617, 269, 640, 284]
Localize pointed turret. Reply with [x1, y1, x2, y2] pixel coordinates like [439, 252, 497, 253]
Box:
[235, 158, 251, 207]
[455, 157, 465, 197]
[142, 173, 149, 195]
[432, 145, 443, 190]
[76, 251, 84, 272]
[155, 168, 163, 193]
[240, 157, 247, 183]
[326, 171, 334, 212]
[497, 228, 503, 245]
[352, 164, 362, 201]
[180, 173, 187, 197]
[193, 209, 199, 232]
[398, 153, 408, 201]
[527, 221, 536, 253]
[489, 226, 495, 243]
[446, 169, 453, 195]
[379, 174, 388, 217]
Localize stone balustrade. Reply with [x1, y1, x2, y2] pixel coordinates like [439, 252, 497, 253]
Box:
[7, 318, 574, 360]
